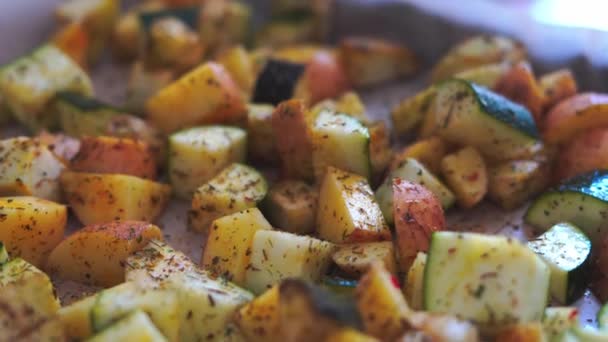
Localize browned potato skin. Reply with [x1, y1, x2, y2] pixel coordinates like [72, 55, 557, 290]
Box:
[47, 221, 163, 287]
[234, 285, 281, 342]
[71, 136, 157, 179]
[393, 179, 445, 272]
[494, 61, 545, 124]
[539, 69, 578, 113]
[494, 323, 544, 342]
[272, 99, 315, 181]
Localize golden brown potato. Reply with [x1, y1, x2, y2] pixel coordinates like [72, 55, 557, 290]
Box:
[391, 137, 448, 176]
[332, 241, 398, 276]
[61, 171, 171, 225]
[494, 61, 545, 124]
[71, 136, 157, 179]
[539, 69, 578, 113]
[234, 285, 281, 342]
[0, 196, 67, 268]
[495, 323, 544, 342]
[47, 221, 163, 287]
[440, 147, 488, 209]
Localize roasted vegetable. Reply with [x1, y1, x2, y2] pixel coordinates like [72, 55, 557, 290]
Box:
[391, 136, 448, 176]
[376, 158, 454, 225]
[0, 44, 93, 131]
[125, 240, 253, 342]
[147, 62, 247, 134]
[198, 1, 251, 54]
[262, 180, 318, 234]
[542, 307, 579, 340]
[393, 179, 445, 272]
[317, 167, 390, 243]
[494, 322, 546, 342]
[61, 171, 171, 225]
[339, 37, 418, 87]
[253, 58, 306, 105]
[55, 0, 119, 64]
[189, 163, 268, 233]
[143, 16, 204, 71]
[525, 170, 608, 244]
[539, 69, 578, 112]
[246, 104, 277, 164]
[425, 232, 550, 329]
[591, 233, 608, 302]
[432, 79, 540, 162]
[543, 92, 608, 145]
[297, 50, 351, 104]
[52, 21, 90, 68]
[494, 61, 545, 123]
[488, 160, 550, 210]
[368, 120, 392, 183]
[528, 222, 591, 304]
[0, 196, 66, 268]
[71, 136, 157, 179]
[168, 125, 246, 199]
[332, 241, 397, 276]
[453, 62, 513, 89]
[47, 221, 162, 287]
[0, 137, 66, 201]
[244, 229, 335, 294]
[125, 61, 175, 115]
[391, 87, 437, 137]
[87, 310, 168, 342]
[36, 131, 81, 162]
[217, 45, 256, 98]
[431, 35, 526, 82]
[356, 262, 411, 340]
[278, 279, 364, 341]
[234, 285, 281, 342]
[201, 208, 272, 285]
[404, 252, 427, 310]
[272, 99, 315, 181]
[0, 256, 62, 342]
[555, 127, 608, 182]
[255, 12, 318, 48]
[440, 146, 488, 209]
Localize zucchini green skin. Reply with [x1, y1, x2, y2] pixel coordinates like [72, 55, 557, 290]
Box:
[321, 277, 358, 296]
[528, 223, 591, 304]
[139, 6, 200, 32]
[376, 158, 454, 225]
[55, 91, 124, 137]
[312, 110, 371, 180]
[434, 79, 539, 160]
[525, 170, 608, 244]
[252, 59, 306, 105]
[424, 231, 550, 328]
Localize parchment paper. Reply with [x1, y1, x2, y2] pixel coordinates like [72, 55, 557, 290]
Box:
[0, 0, 602, 325]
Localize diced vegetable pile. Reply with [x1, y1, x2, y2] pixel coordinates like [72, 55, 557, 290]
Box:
[3, 0, 608, 341]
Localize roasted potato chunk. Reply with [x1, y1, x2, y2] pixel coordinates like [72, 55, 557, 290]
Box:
[332, 241, 398, 276]
[262, 180, 318, 234]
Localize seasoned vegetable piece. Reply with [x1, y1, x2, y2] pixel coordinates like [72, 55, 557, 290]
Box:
[201, 208, 272, 285]
[36, 131, 81, 162]
[539, 69, 578, 112]
[433, 79, 540, 161]
[321, 277, 358, 295]
[488, 160, 550, 210]
[254, 13, 318, 49]
[543, 93, 608, 145]
[278, 279, 363, 341]
[71, 136, 157, 179]
[61, 171, 171, 225]
[0, 44, 93, 131]
[543, 307, 579, 340]
[0, 257, 61, 342]
[272, 99, 315, 181]
[494, 323, 545, 342]
[393, 179, 446, 272]
[169, 126, 246, 199]
[58, 293, 98, 339]
[391, 136, 448, 175]
[440, 147, 488, 209]
[356, 262, 411, 340]
[234, 285, 281, 342]
[339, 37, 418, 87]
[528, 223, 591, 304]
[253, 58, 306, 105]
[87, 310, 168, 342]
[0, 196, 66, 268]
[453, 62, 513, 89]
[52, 21, 90, 68]
[311, 109, 371, 180]
[244, 230, 335, 294]
[325, 329, 379, 342]
[591, 233, 608, 302]
[90, 283, 180, 340]
[125, 61, 175, 114]
[556, 127, 608, 182]
[143, 17, 204, 71]
[404, 252, 427, 310]
[47, 221, 162, 287]
[405, 311, 480, 342]
[56, 92, 165, 160]
[368, 121, 392, 183]
[335, 91, 368, 122]
[298, 50, 351, 104]
[431, 35, 526, 82]
[0, 243, 8, 264]
[55, 0, 119, 63]
[391, 86, 437, 137]
[317, 167, 390, 243]
[525, 170, 608, 244]
[198, 1, 251, 54]
[125, 240, 253, 342]
[247, 104, 277, 164]
[494, 61, 545, 122]
[147, 62, 247, 134]
[0, 137, 66, 201]
[189, 163, 267, 233]
[262, 180, 318, 234]
[425, 232, 550, 328]
[217, 45, 256, 97]
[332, 241, 397, 276]
[376, 158, 454, 225]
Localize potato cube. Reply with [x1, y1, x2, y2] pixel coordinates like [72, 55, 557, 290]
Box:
[440, 147, 488, 208]
[262, 180, 318, 234]
[332, 241, 397, 276]
[234, 285, 281, 342]
[247, 104, 277, 164]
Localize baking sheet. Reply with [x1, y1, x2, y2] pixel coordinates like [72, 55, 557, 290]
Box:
[0, 0, 602, 325]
